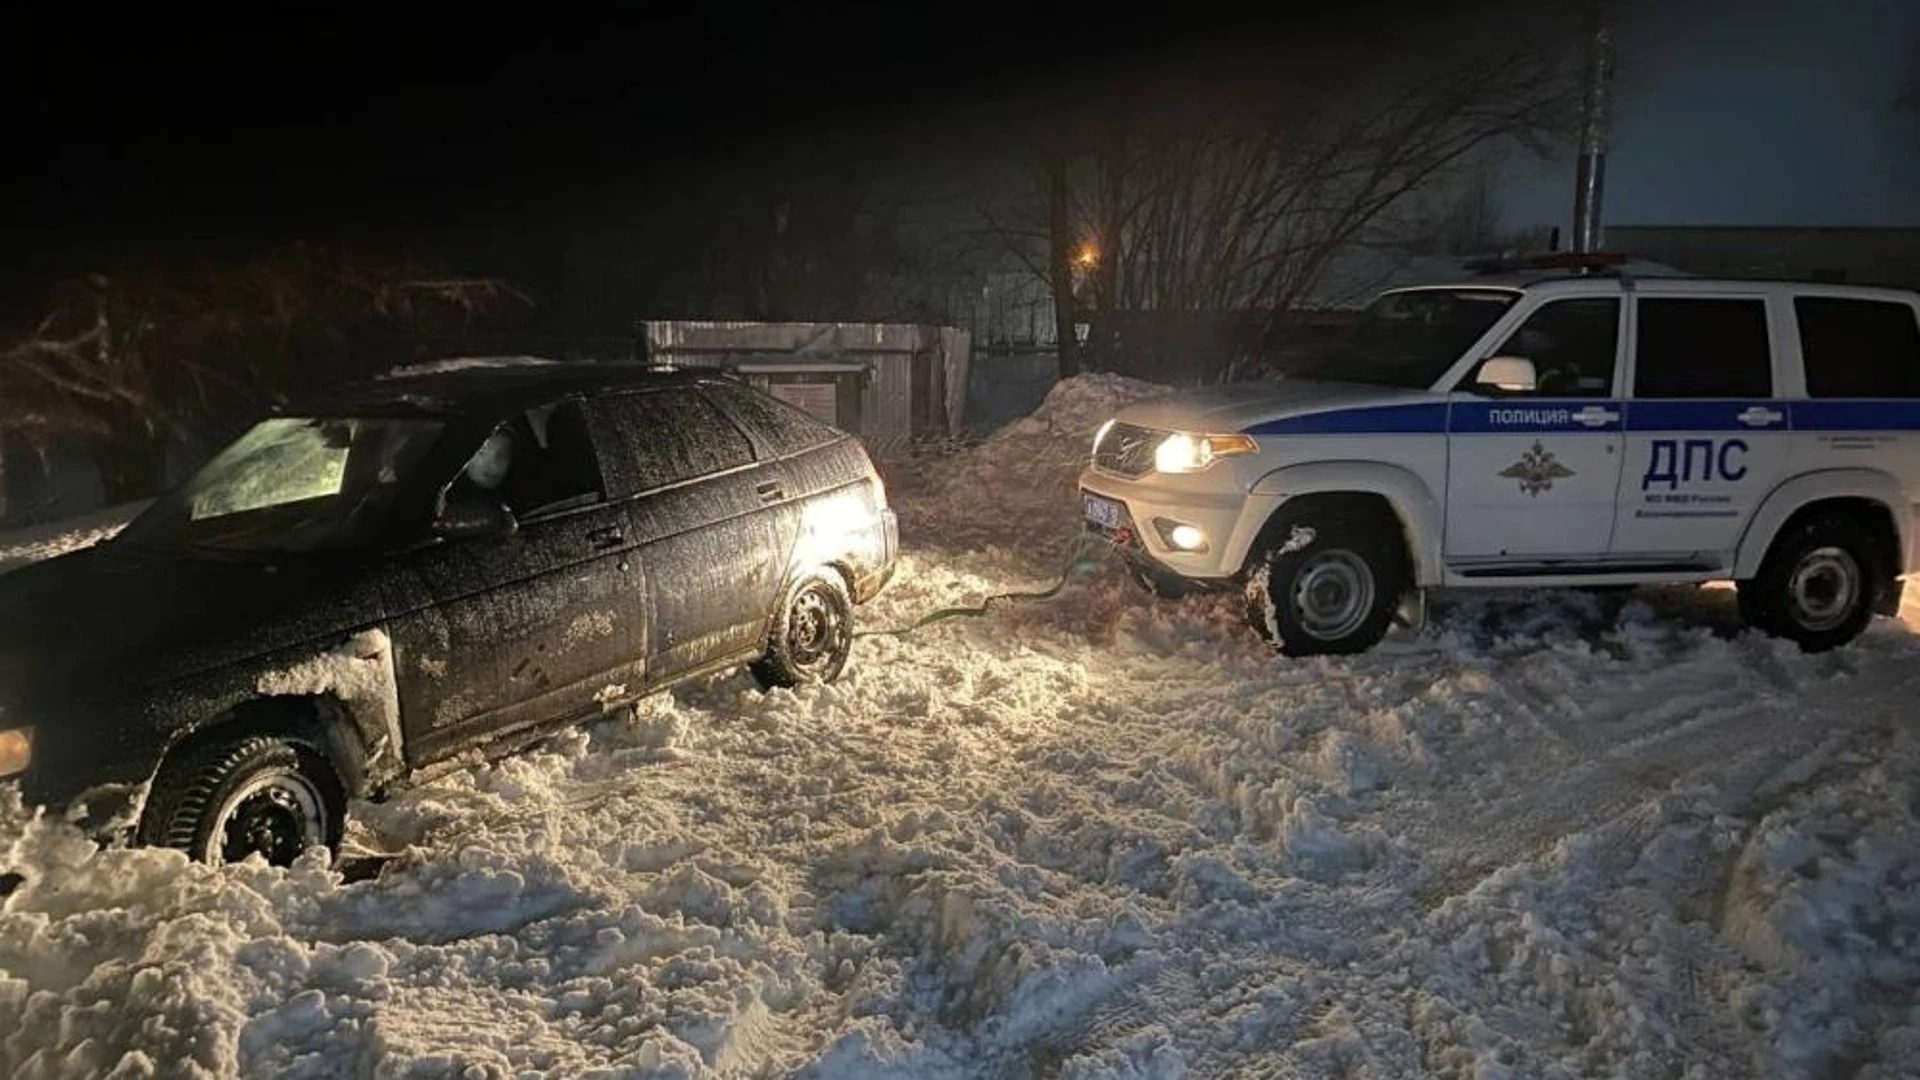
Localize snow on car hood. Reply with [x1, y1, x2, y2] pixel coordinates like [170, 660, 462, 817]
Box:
[1112, 378, 1436, 433]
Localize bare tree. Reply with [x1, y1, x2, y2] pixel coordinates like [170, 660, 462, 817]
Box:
[0, 273, 215, 501]
[964, 6, 1582, 381]
[1040, 144, 1085, 377]
[0, 248, 529, 504]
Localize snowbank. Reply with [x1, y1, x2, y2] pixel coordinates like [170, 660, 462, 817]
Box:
[1015, 371, 1171, 440]
[1, 376, 1917, 1078]
[885, 373, 1168, 560]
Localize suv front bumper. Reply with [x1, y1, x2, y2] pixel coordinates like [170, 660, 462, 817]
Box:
[1078, 469, 1258, 582]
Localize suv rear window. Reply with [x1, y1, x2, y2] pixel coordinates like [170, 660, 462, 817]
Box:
[704, 382, 845, 455]
[1796, 297, 1920, 398]
[1633, 298, 1773, 398]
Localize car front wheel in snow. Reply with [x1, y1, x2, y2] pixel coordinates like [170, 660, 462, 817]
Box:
[139, 734, 345, 865]
[1739, 515, 1882, 652]
[752, 570, 855, 689]
[1244, 512, 1405, 657]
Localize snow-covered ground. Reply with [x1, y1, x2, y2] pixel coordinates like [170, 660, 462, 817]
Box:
[3, 377, 1918, 1078]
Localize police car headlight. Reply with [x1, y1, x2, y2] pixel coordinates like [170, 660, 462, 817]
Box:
[0, 727, 31, 779]
[1153, 433, 1257, 474]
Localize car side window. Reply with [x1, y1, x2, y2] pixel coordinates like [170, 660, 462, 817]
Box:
[584, 389, 758, 498]
[463, 400, 604, 520]
[1795, 297, 1920, 398]
[1474, 298, 1620, 397]
[1633, 298, 1773, 398]
[704, 382, 844, 456]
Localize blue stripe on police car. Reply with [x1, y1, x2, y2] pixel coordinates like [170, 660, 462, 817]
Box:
[1239, 400, 1920, 437]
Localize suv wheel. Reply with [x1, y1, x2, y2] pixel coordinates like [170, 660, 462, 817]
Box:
[1738, 515, 1881, 652]
[1244, 510, 1405, 656]
[752, 570, 855, 689]
[140, 734, 345, 865]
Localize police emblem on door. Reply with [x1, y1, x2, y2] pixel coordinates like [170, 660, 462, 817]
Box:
[1500, 441, 1575, 496]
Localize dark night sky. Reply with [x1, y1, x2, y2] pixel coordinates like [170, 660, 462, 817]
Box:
[5, 2, 1917, 291]
[2, 5, 1213, 272]
[7, 10, 838, 248]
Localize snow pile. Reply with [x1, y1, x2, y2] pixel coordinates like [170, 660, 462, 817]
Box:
[1014, 371, 1171, 440]
[886, 373, 1168, 559]
[1, 377, 1917, 1077]
[0, 502, 145, 576]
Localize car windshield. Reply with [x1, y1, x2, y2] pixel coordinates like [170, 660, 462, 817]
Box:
[1280, 288, 1520, 389]
[118, 416, 445, 554]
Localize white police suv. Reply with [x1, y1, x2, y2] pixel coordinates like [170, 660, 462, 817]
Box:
[1080, 255, 1920, 655]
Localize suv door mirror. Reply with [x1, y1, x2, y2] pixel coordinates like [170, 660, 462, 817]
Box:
[1475, 356, 1538, 395]
[434, 494, 518, 541]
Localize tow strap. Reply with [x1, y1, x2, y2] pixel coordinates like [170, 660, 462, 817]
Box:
[854, 531, 1113, 639]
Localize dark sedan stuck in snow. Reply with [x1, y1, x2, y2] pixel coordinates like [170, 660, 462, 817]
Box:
[0, 361, 897, 864]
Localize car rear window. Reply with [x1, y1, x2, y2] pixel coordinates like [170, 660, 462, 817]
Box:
[704, 382, 845, 456]
[1795, 297, 1920, 398]
[584, 389, 756, 496]
[1633, 298, 1773, 398]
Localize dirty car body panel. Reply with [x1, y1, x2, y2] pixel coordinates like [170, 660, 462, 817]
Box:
[0, 362, 896, 843]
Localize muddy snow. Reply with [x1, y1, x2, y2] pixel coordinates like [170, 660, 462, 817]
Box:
[3, 376, 1918, 1078]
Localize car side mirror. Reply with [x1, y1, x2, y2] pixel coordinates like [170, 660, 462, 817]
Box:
[434, 495, 518, 541]
[1475, 356, 1538, 395]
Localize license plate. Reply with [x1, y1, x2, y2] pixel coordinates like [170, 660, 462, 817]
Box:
[1082, 492, 1123, 529]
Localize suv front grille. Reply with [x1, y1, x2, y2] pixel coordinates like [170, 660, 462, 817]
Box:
[1094, 423, 1164, 478]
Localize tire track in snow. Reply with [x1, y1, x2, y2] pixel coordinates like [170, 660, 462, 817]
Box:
[1402, 636, 1920, 911]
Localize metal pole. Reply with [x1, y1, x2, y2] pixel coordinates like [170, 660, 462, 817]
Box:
[1572, 1, 1615, 253]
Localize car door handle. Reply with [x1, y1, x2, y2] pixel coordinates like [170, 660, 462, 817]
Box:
[1572, 405, 1619, 427]
[1736, 406, 1785, 427]
[587, 526, 624, 550]
[755, 479, 785, 504]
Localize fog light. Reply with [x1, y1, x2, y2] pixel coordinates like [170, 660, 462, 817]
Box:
[1152, 518, 1209, 553]
[0, 728, 31, 779]
[1168, 525, 1206, 550]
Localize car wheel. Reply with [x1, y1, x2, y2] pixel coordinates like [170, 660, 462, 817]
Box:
[752, 570, 855, 689]
[1244, 512, 1405, 657]
[1738, 514, 1880, 652]
[139, 734, 345, 866]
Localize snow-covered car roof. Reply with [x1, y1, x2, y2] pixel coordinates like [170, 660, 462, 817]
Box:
[288, 360, 717, 418]
[379, 356, 560, 379]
